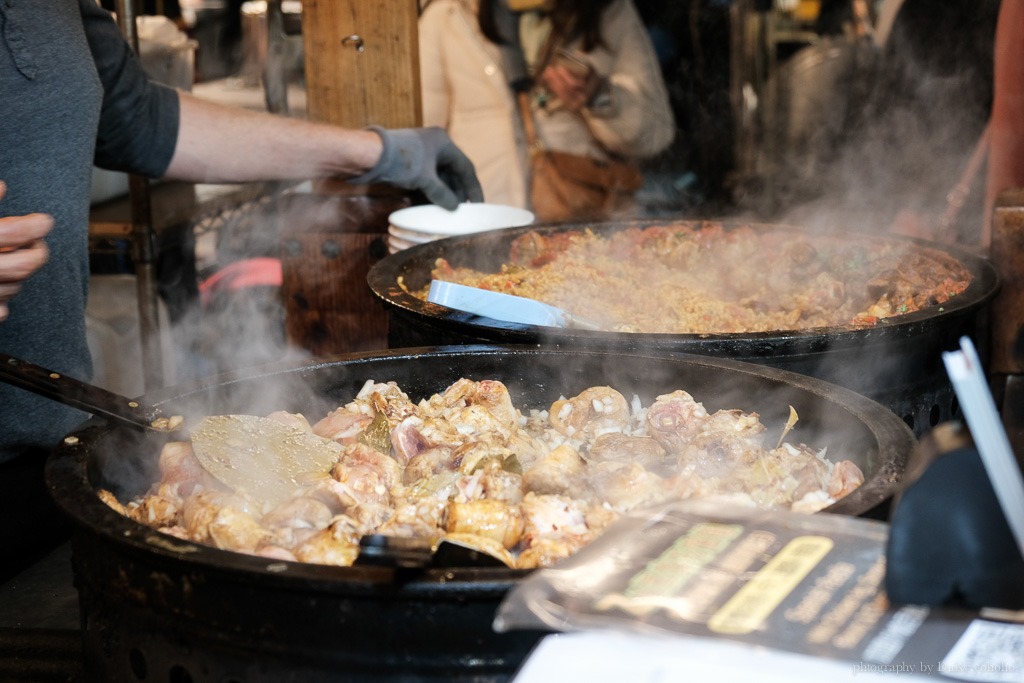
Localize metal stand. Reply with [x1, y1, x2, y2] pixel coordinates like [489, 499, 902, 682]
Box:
[114, 0, 166, 392]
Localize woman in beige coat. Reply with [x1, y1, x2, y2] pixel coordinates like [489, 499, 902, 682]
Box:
[419, 0, 675, 214]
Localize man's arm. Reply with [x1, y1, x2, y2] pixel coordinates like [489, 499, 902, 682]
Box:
[165, 92, 483, 210]
[164, 92, 382, 182]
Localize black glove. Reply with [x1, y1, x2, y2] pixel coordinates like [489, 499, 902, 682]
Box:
[350, 126, 484, 210]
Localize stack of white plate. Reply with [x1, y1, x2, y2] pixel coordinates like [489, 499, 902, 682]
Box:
[388, 203, 535, 254]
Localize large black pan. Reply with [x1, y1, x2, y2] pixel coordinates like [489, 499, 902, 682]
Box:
[46, 346, 914, 682]
[367, 219, 1000, 434]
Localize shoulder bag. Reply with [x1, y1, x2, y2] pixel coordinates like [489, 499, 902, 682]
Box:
[513, 20, 644, 222]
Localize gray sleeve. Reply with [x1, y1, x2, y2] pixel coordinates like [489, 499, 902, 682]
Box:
[79, 0, 180, 178]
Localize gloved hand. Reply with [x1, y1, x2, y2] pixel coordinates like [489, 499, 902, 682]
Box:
[350, 126, 484, 210]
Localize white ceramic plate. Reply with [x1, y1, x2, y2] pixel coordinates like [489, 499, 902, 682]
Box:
[388, 224, 437, 244]
[388, 202, 534, 237]
[388, 235, 418, 252]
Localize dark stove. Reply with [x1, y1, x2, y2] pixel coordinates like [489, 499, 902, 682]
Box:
[0, 543, 83, 682]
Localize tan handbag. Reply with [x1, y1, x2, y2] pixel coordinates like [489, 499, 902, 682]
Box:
[517, 91, 644, 222]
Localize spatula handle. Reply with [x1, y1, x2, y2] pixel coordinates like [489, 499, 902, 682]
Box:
[0, 353, 163, 431]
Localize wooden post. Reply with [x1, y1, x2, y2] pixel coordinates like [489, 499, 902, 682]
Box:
[989, 188, 1024, 470]
[280, 0, 422, 355]
[990, 188, 1024, 376]
[300, 0, 422, 129]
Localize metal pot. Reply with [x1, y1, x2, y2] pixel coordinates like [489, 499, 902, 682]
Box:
[47, 346, 913, 682]
[367, 219, 1000, 435]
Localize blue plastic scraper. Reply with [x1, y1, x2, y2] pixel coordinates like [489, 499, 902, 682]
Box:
[426, 280, 602, 330]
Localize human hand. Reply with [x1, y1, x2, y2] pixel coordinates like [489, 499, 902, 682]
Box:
[0, 182, 53, 321]
[350, 127, 484, 210]
[540, 55, 604, 112]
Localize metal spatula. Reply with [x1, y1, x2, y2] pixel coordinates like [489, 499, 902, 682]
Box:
[427, 280, 603, 330]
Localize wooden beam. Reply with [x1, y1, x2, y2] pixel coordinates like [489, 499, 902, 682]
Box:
[301, 0, 421, 129]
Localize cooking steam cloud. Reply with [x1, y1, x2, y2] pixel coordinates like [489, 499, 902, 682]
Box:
[156, 9, 995, 450]
[730, 10, 996, 245]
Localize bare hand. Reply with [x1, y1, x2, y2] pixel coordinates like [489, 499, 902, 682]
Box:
[0, 182, 53, 321]
[540, 63, 603, 113]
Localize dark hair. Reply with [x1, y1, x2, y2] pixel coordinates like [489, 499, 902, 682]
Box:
[479, 0, 616, 53]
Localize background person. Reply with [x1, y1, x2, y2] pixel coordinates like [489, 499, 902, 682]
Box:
[419, 0, 675, 215]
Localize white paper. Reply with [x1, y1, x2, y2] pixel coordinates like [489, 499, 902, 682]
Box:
[940, 620, 1024, 683]
[511, 631, 937, 683]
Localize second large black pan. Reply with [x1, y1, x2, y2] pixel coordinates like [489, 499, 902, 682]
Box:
[367, 219, 1000, 434]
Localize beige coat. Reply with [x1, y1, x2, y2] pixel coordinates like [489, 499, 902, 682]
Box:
[419, 0, 676, 209]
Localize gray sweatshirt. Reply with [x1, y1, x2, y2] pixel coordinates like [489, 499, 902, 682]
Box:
[0, 0, 179, 460]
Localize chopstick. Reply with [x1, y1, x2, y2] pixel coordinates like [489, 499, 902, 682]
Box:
[942, 336, 1024, 560]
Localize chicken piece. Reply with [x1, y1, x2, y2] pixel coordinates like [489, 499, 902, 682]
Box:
[98, 489, 127, 515]
[791, 490, 834, 514]
[828, 459, 865, 499]
[362, 382, 418, 426]
[549, 387, 632, 442]
[404, 446, 457, 485]
[471, 380, 519, 430]
[129, 484, 182, 529]
[254, 545, 298, 562]
[340, 442, 403, 493]
[424, 378, 520, 431]
[156, 525, 191, 541]
[293, 516, 361, 566]
[261, 496, 334, 548]
[391, 416, 432, 466]
[506, 430, 549, 470]
[519, 492, 592, 554]
[182, 491, 272, 553]
[320, 466, 393, 534]
[588, 433, 668, 471]
[452, 469, 485, 502]
[330, 444, 397, 504]
[183, 490, 248, 540]
[477, 458, 525, 506]
[312, 407, 372, 444]
[586, 461, 674, 512]
[453, 438, 517, 475]
[522, 444, 586, 496]
[421, 378, 508, 419]
[157, 440, 218, 499]
[645, 390, 709, 453]
[516, 491, 602, 573]
[662, 472, 714, 501]
[314, 380, 417, 444]
[375, 498, 448, 541]
[680, 408, 767, 478]
[446, 498, 525, 548]
[516, 536, 584, 569]
[737, 442, 833, 509]
[401, 470, 462, 503]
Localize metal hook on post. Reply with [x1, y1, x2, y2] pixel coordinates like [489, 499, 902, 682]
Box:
[341, 35, 365, 52]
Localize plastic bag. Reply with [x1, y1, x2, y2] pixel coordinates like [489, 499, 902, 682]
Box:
[495, 500, 893, 660]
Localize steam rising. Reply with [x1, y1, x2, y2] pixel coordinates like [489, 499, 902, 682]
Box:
[729, 13, 996, 244]
[96, 10, 996, 502]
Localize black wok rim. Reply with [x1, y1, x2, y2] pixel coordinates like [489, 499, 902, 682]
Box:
[366, 219, 1000, 351]
[46, 344, 916, 590]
